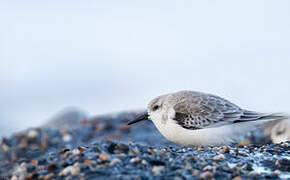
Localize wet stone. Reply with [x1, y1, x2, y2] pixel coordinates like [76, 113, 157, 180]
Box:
[77, 146, 87, 152]
[152, 166, 165, 175]
[47, 163, 58, 171]
[220, 146, 230, 154]
[99, 153, 109, 162]
[200, 171, 213, 179]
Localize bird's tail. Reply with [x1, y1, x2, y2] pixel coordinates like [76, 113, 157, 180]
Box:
[239, 110, 289, 122]
[260, 112, 289, 121]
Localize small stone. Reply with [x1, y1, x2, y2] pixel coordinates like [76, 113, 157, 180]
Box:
[83, 159, 92, 166]
[25, 173, 38, 180]
[79, 173, 85, 179]
[141, 160, 148, 165]
[77, 146, 87, 152]
[30, 160, 38, 165]
[41, 133, 48, 150]
[237, 139, 250, 146]
[116, 143, 129, 153]
[27, 129, 39, 138]
[60, 148, 70, 154]
[99, 153, 109, 161]
[220, 146, 230, 154]
[130, 157, 141, 164]
[37, 165, 46, 171]
[1, 143, 9, 152]
[47, 163, 57, 171]
[19, 139, 28, 149]
[152, 148, 158, 154]
[281, 142, 289, 147]
[160, 148, 166, 154]
[110, 158, 121, 166]
[72, 149, 80, 155]
[243, 163, 253, 171]
[232, 176, 242, 180]
[213, 154, 225, 161]
[174, 177, 182, 180]
[185, 162, 191, 170]
[11, 176, 18, 180]
[250, 171, 260, 177]
[203, 165, 212, 171]
[192, 169, 200, 175]
[71, 167, 80, 176]
[152, 166, 165, 175]
[272, 169, 281, 175]
[59, 166, 73, 176]
[63, 134, 72, 142]
[44, 173, 54, 180]
[200, 171, 213, 179]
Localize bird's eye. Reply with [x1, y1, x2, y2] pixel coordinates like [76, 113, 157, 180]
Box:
[152, 105, 159, 111]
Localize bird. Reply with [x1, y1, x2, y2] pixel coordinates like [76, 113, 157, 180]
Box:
[127, 90, 288, 146]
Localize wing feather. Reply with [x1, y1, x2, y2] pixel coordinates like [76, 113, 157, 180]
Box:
[172, 92, 287, 130]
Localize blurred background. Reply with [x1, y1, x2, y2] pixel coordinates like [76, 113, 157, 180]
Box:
[0, 1, 290, 137]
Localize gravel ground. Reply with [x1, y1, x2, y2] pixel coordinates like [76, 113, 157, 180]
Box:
[1, 111, 289, 179]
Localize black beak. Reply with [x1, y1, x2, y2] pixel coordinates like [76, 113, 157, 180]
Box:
[127, 113, 149, 125]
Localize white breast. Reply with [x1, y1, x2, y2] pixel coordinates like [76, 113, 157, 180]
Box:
[152, 116, 257, 146]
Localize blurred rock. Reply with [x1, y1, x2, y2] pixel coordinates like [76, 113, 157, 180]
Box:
[270, 119, 290, 143]
[42, 107, 88, 130]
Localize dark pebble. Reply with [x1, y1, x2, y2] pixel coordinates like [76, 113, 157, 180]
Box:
[47, 163, 58, 171]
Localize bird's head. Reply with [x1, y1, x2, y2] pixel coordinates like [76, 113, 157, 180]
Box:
[127, 95, 168, 125]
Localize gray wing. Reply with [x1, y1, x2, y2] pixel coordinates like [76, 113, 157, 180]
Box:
[173, 93, 285, 130]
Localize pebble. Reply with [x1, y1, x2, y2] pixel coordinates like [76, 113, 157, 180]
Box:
[203, 165, 213, 171]
[130, 157, 141, 164]
[141, 159, 148, 165]
[47, 163, 58, 171]
[11, 176, 17, 180]
[44, 173, 54, 180]
[250, 171, 260, 177]
[213, 154, 225, 161]
[243, 163, 253, 171]
[200, 171, 213, 179]
[77, 146, 87, 152]
[62, 134, 72, 142]
[1, 141, 9, 152]
[232, 176, 242, 180]
[237, 139, 250, 146]
[59, 166, 73, 177]
[72, 149, 81, 155]
[220, 146, 230, 154]
[152, 166, 165, 175]
[272, 169, 281, 175]
[27, 129, 39, 138]
[192, 169, 200, 175]
[110, 158, 121, 166]
[116, 143, 129, 152]
[30, 160, 38, 165]
[99, 153, 109, 161]
[83, 159, 92, 166]
[71, 166, 80, 175]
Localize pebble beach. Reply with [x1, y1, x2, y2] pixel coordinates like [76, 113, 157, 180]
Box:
[1, 111, 289, 179]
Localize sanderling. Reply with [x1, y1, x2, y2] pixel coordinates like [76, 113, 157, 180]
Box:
[128, 90, 288, 146]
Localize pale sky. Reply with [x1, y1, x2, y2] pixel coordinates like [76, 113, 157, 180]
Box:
[1, 1, 290, 136]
